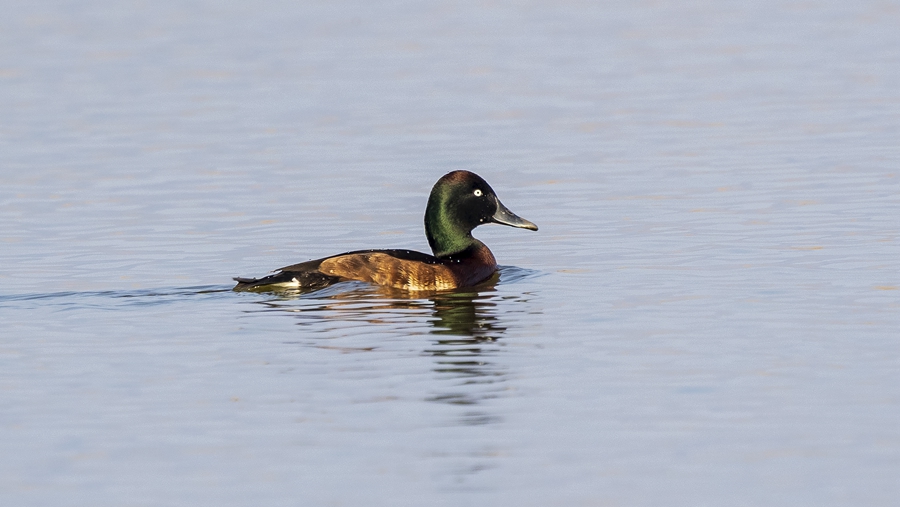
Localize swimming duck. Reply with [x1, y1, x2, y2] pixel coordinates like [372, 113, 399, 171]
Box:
[233, 170, 537, 292]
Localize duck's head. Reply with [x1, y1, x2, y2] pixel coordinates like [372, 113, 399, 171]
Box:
[424, 170, 538, 258]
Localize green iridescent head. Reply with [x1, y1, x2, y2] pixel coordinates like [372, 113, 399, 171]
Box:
[424, 170, 537, 258]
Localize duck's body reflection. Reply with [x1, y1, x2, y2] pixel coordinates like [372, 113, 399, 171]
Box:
[419, 274, 508, 416]
[242, 267, 536, 421]
[239, 266, 538, 484]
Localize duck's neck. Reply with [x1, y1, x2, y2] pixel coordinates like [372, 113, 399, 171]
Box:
[425, 201, 476, 258]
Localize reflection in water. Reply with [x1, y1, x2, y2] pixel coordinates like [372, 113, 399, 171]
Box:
[423, 283, 508, 424]
[239, 267, 539, 486]
[242, 268, 537, 424]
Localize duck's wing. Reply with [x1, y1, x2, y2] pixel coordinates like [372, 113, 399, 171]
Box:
[313, 249, 461, 291]
[232, 249, 444, 292]
[277, 249, 440, 271]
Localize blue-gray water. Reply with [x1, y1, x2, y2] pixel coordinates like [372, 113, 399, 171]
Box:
[2, 1, 899, 505]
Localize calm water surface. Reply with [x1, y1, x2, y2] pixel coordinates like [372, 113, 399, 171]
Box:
[2, 1, 899, 506]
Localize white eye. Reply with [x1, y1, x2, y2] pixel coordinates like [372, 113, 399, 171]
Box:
[473, 189, 483, 197]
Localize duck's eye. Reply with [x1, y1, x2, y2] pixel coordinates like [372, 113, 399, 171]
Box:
[473, 189, 483, 197]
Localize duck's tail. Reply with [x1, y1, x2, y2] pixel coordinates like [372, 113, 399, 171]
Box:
[232, 268, 341, 292]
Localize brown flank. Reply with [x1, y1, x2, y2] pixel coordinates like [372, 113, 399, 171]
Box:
[319, 245, 496, 291]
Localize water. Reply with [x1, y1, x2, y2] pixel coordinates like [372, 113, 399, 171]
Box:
[2, 1, 899, 505]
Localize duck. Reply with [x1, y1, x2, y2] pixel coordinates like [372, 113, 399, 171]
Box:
[233, 170, 537, 292]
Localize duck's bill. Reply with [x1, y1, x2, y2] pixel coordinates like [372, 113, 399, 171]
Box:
[491, 200, 538, 231]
